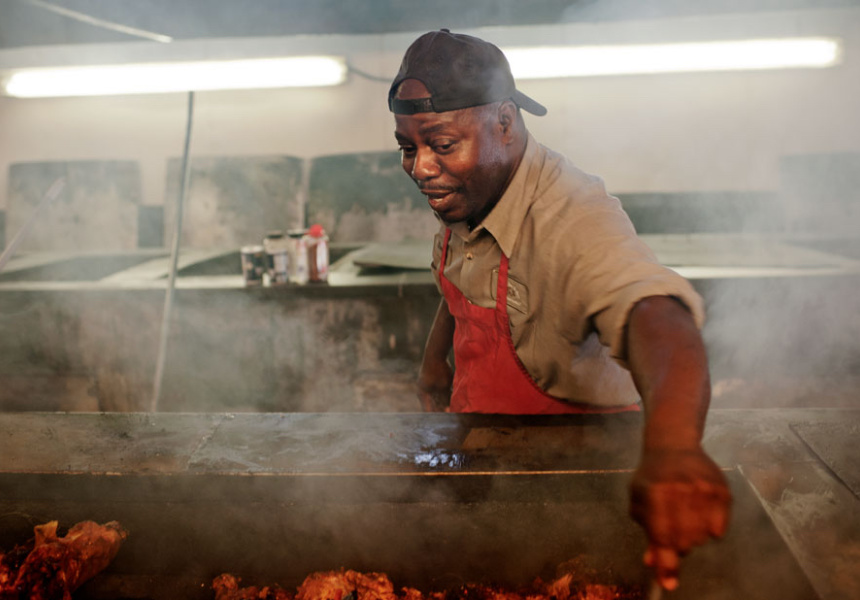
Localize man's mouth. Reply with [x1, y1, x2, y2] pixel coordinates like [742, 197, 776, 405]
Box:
[420, 188, 456, 208]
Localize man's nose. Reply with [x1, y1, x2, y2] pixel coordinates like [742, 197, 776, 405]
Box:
[411, 148, 440, 181]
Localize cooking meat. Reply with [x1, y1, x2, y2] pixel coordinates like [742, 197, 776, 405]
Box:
[0, 520, 127, 600]
[0, 544, 31, 591]
[434, 582, 620, 600]
[295, 570, 356, 600]
[213, 573, 293, 600]
[398, 587, 426, 600]
[214, 569, 403, 600]
[214, 569, 627, 600]
[437, 583, 527, 600]
[297, 570, 401, 600]
[215, 570, 413, 600]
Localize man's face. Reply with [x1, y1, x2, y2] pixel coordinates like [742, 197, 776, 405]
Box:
[393, 82, 509, 225]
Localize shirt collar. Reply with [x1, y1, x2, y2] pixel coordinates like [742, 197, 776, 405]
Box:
[479, 133, 542, 257]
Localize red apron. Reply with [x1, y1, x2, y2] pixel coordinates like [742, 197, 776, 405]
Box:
[439, 228, 640, 414]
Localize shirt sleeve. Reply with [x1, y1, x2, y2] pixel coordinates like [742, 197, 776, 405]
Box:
[558, 178, 705, 362]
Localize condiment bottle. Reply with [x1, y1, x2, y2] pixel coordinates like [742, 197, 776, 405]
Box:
[263, 230, 290, 286]
[304, 224, 329, 283]
[240, 245, 265, 287]
[287, 229, 309, 284]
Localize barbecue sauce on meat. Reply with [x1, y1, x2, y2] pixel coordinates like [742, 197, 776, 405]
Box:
[0, 520, 127, 600]
[213, 569, 629, 600]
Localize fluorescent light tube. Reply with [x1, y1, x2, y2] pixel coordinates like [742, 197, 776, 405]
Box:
[2, 56, 347, 98]
[504, 38, 841, 79]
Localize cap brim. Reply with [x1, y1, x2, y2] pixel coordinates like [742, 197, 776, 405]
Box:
[512, 90, 547, 116]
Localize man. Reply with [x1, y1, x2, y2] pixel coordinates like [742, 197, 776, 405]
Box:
[389, 30, 731, 591]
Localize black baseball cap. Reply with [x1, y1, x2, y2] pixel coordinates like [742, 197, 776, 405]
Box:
[388, 29, 547, 117]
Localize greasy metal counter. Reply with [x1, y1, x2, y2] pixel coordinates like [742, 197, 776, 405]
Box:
[0, 409, 857, 600]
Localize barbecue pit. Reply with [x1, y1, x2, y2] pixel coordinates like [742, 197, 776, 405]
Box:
[1, 410, 856, 600]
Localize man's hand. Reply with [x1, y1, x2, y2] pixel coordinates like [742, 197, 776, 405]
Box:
[625, 295, 732, 590]
[417, 356, 453, 412]
[630, 447, 731, 590]
[417, 298, 456, 412]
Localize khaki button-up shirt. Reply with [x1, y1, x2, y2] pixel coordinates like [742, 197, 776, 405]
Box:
[431, 134, 705, 407]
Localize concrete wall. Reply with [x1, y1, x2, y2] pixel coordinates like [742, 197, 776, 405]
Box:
[1, 7, 859, 219]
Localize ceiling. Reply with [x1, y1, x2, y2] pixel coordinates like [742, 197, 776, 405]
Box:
[1, 0, 857, 50]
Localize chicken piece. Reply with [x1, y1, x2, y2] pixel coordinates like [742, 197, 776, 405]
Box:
[296, 569, 399, 600]
[213, 573, 293, 600]
[546, 558, 625, 600]
[1, 542, 33, 591]
[296, 570, 355, 600]
[571, 585, 621, 600]
[477, 587, 524, 600]
[544, 574, 573, 600]
[213, 568, 629, 600]
[350, 571, 399, 600]
[0, 557, 9, 592]
[2, 520, 127, 600]
[213, 573, 243, 600]
[432, 583, 523, 600]
[399, 587, 424, 600]
[541, 576, 623, 600]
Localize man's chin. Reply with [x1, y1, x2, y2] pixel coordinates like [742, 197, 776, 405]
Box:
[430, 206, 467, 224]
[426, 196, 464, 223]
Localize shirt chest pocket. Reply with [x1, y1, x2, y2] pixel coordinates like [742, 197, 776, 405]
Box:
[490, 268, 530, 316]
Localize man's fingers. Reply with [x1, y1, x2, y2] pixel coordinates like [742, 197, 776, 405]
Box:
[634, 478, 732, 550]
[672, 494, 714, 551]
[418, 391, 446, 412]
[647, 545, 680, 591]
[708, 489, 732, 538]
[420, 392, 451, 412]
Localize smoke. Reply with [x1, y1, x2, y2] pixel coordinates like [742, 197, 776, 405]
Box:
[704, 273, 860, 408]
[700, 154, 860, 409]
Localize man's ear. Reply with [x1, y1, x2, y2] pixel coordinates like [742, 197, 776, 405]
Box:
[498, 100, 518, 142]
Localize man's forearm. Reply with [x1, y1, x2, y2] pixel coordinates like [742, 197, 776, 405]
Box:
[417, 298, 456, 411]
[424, 297, 455, 362]
[626, 295, 710, 450]
[625, 295, 730, 591]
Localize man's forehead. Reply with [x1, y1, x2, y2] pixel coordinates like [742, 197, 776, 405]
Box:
[394, 111, 446, 138]
[394, 116, 452, 137]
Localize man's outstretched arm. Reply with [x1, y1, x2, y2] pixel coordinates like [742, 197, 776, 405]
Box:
[625, 295, 732, 591]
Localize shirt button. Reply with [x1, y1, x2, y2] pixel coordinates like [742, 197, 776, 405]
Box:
[465, 252, 474, 260]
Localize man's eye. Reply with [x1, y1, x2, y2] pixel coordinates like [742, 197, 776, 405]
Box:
[434, 142, 455, 153]
[399, 146, 416, 156]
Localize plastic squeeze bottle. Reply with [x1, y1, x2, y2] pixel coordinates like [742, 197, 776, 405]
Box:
[304, 224, 329, 283]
